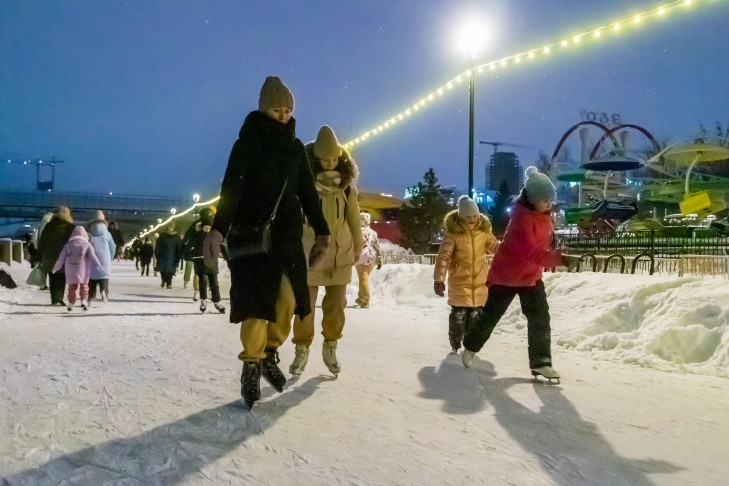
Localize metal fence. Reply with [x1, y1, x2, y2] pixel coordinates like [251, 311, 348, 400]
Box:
[559, 229, 729, 257]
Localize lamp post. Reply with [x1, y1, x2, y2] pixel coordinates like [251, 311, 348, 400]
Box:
[459, 22, 487, 197]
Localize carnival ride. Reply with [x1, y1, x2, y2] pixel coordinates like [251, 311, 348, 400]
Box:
[551, 120, 729, 236]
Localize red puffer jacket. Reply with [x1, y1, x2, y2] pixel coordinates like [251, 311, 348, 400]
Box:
[487, 196, 561, 288]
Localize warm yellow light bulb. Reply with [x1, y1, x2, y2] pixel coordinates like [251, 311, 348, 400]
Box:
[398, 114, 404, 119]
[573, 36, 580, 43]
[500, 60, 506, 66]
[614, 23, 621, 30]
[544, 46, 550, 53]
[515, 56, 521, 62]
[528, 51, 535, 58]
[489, 63, 496, 69]
[684, 0, 691, 5]
[634, 15, 641, 22]
[561, 40, 568, 46]
[659, 7, 665, 14]
[437, 88, 444, 94]
[594, 30, 601, 37]
[428, 94, 434, 100]
[456, 76, 462, 82]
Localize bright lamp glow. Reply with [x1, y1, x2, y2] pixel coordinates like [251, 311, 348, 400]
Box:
[193, 193, 200, 203]
[458, 20, 488, 60]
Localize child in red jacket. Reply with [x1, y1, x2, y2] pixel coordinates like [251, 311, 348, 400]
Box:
[462, 166, 562, 380]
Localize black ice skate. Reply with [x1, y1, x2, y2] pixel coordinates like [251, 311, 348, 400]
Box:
[261, 348, 286, 392]
[241, 361, 261, 408]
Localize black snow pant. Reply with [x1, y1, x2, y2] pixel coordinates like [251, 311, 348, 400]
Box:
[49, 270, 66, 305]
[196, 270, 221, 303]
[160, 272, 174, 287]
[449, 306, 481, 351]
[463, 280, 552, 369]
[88, 278, 109, 300]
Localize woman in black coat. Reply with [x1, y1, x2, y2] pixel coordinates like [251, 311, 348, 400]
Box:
[205, 76, 329, 408]
[37, 205, 75, 305]
[154, 222, 181, 289]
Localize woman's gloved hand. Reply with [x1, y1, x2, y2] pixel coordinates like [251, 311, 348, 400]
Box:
[308, 235, 330, 267]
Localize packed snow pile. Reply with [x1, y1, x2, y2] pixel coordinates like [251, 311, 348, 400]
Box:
[351, 265, 729, 378]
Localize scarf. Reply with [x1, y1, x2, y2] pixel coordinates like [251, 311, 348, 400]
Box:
[315, 171, 342, 194]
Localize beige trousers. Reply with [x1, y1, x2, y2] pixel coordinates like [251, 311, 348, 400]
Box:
[291, 284, 347, 346]
[355, 263, 374, 305]
[238, 274, 296, 362]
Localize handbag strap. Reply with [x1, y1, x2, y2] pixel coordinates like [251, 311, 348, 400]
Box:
[269, 177, 288, 222]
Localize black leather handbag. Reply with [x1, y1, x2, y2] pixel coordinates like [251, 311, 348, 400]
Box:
[227, 178, 287, 259]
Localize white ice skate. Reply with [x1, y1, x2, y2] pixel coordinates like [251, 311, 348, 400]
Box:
[531, 366, 561, 384]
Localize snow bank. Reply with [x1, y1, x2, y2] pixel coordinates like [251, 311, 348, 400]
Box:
[352, 265, 729, 378]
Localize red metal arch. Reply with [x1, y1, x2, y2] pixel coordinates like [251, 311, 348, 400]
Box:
[550, 121, 618, 162]
[589, 123, 661, 159]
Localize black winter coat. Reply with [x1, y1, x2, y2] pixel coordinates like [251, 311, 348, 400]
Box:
[139, 243, 154, 265]
[155, 232, 181, 274]
[212, 111, 329, 323]
[37, 216, 75, 273]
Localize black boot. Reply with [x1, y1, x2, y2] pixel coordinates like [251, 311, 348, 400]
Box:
[241, 361, 261, 408]
[261, 348, 286, 393]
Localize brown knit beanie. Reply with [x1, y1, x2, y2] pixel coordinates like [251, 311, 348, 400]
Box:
[258, 76, 294, 112]
[313, 125, 342, 159]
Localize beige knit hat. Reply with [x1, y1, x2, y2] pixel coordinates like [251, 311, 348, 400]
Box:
[258, 76, 294, 112]
[313, 125, 342, 159]
[93, 210, 107, 224]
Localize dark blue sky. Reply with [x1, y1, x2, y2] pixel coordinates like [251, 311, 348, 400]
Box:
[2, 1, 728, 200]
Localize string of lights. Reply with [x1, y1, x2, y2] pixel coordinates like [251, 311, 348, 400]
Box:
[134, 0, 712, 240]
[341, 0, 706, 149]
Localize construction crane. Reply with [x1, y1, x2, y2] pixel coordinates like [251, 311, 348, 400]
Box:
[3, 157, 65, 191]
[479, 141, 533, 154]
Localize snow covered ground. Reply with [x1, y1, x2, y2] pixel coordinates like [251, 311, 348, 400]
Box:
[1, 260, 728, 485]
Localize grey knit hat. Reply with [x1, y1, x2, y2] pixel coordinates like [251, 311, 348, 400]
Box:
[523, 166, 556, 202]
[258, 76, 294, 112]
[457, 196, 479, 218]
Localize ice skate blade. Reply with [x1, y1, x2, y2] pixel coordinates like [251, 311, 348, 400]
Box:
[531, 370, 561, 385]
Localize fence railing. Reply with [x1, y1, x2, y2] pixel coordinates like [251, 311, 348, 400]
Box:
[559, 229, 729, 257]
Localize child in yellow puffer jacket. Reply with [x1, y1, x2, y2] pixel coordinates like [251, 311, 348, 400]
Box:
[434, 196, 499, 353]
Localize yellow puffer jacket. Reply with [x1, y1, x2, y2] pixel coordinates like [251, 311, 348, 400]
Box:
[434, 210, 500, 307]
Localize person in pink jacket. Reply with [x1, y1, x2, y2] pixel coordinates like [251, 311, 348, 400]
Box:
[52, 225, 101, 311]
[462, 166, 562, 379]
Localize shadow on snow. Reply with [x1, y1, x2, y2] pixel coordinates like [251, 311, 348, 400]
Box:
[1, 377, 328, 486]
[418, 355, 681, 485]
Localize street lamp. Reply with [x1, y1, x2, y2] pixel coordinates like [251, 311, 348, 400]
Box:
[459, 21, 487, 197]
